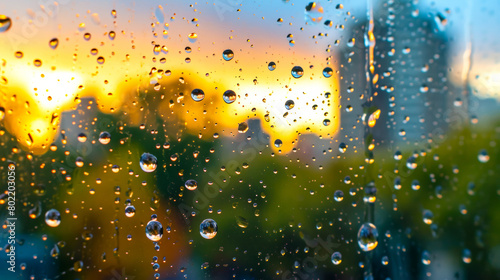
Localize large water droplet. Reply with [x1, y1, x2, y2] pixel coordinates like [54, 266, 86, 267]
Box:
[339, 142, 347, 153]
[191, 89, 205, 102]
[274, 139, 283, 148]
[331, 252, 342, 265]
[323, 67, 333, 78]
[222, 49, 234, 61]
[423, 210, 433, 225]
[422, 250, 431, 265]
[304, 2, 324, 24]
[0, 15, 12, 32]
[222, 90, 236, 104]
[334, 190, 344, 202]
[462, 249, 472, 263]
[99, 131, 111, 144]
[200, 218, 218, 239]
[357, 223, 378, 251]
[185, 179, 198, 191]
[478, 149, 490, 163]
[146, 220, 163, 241]
[238, 122, 249, 133]
[291, 66, 304, 78]
[45, 209, 61, 227]
[268, 62, 276, 71]
[49, 38, 59, 49]
[236, 216, 248, 228]
[125, 205, 136, 217]
[140, 153, 158, 172]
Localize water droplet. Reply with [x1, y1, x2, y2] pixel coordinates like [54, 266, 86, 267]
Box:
[75, 157, 84, 168]
[394, 151, 402, 160]
[97, 56, 105, 64]
[236, 216, 248, 228]
[285, 100, 295, 110]
[322, 67, 333, 78]
[200, 218, 218, 239]
[146, 220, 163, 241]
[334, 190, 344, 202]
[323, 119, 330, 126]
[411, 180, 420, 191]
[422, 250, 431, 265]
[357, 223, 378, 251]
[185, 179, 198, 191]
[0, 15, 12, 32]
[153, 263, 160, 271]
[191, 89, 205, 102]
[331, 252, 342, 265]
[305, 2, 324, 24]
[347, 38, 355, 47]
[45, 209, 61, 227]
[423, 210, 433, 224]
[274, 139, 283, 148]
[381, 256, 389, 265]
[34, 59, 42, 67]
[222, 49, 234, 61]
[268, 62, 276, 71]
[99, 131, 111, 144]
[188, 33, 198, 42]
[140, 153, 158, 172]
[125, 205, 136, 217]
[406, 156, 417, 170]
[238, 122, 248, 133]
[49, 38, 59, 49]
[73, 260, 83, 272]
[291, 66, 304, 78]
[50, 245, 59, 258]
[478, 149, 489, 163]
[394, 177, 401, 190]
[324, 20, 333, 29]
[108, 31, 116, 40]
[223, 90, 236, 104]
[462, 249, 471, 263]
[339, 143, 347, 153]
[77, 133, 87, 143]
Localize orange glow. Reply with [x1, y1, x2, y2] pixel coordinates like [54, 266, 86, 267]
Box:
[0, 2, 341, 154]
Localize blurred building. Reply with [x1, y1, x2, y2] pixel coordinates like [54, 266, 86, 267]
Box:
[338, 0, 451, 147]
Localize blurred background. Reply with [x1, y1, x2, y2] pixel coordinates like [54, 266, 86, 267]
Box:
[0, 0, 499, 279]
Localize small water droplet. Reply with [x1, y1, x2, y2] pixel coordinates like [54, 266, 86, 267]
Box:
[285, 100, 295, 110]
[268, 62, 276, 71]
[222, 49, 234, 61]
[49, 38, 59, 49]
[291, 66, 304, 78]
